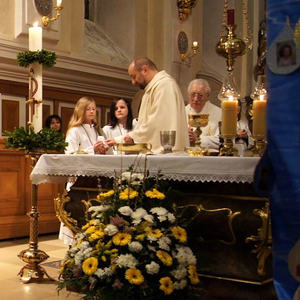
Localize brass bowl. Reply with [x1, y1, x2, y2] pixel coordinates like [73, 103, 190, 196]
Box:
[117, 143, 152, 155]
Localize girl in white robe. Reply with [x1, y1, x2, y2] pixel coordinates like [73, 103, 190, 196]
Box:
[102, 98, 137, 153]
[60, 96, 108, 245]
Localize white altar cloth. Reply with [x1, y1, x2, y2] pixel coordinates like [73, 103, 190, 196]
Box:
[30, 154, 260, 185]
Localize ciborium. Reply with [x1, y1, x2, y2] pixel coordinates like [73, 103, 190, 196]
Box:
[160, 130, 176, 153]
[187, 114, 209, 156]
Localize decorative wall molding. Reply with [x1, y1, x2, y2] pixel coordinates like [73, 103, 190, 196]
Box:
[0, 41, 137, 99]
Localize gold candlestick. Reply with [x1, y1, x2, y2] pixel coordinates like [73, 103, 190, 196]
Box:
[18, 152, 54, 283]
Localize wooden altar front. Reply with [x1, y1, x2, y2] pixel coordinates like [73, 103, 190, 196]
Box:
[31, 154, 277, 300]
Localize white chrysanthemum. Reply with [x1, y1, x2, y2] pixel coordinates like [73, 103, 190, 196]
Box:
[171, 266, 187, 280]
[175, 245, 197, 266]
[131, 208, 147, 220]
[145, 261, 160, 275]
[150, 207, 168, 216]
[132, 218, 142, 226]
[158, 236, 171, 251]
[118, 206, 133, 216]
[104, 224, 119, 236]
[174, 279, 187, 290]
[116, 254, 138, 268]
[167, 213, 176, 223]
[144, 214, 154, 223]
[88, 205, 110, 213]
[121, 172, 144, 186]
[95, 267, 113, 279]
[157, 215, 167, 222]
[129, 241, 143, 253]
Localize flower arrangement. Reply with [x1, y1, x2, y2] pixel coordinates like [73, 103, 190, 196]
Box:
[58, 169, 201, 300]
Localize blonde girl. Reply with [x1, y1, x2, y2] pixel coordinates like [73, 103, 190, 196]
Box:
[65, 96, 107, 154]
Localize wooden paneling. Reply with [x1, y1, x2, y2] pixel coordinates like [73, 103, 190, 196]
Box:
[43, 104, 51, 127]
[61, 106, 74, 134]
[2, 99, 19, 132]
[0, 149, 63, 240]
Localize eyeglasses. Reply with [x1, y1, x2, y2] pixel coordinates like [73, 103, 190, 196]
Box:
[190, 92, 205, 99]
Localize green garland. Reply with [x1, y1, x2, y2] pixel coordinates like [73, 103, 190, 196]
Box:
[4, 127, 67, 153]
[17, 49, 57, 68]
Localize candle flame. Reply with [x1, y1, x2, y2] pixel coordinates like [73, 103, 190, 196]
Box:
[259, 94, 264, 101]
[192, 41, 198, 47]
[33, 21, 39, 27]
[228, 95, 234, 101]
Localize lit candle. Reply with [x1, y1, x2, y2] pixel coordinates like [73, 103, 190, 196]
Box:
[192, 41, 198, 48]
[221, 96, 237, 136]
[28, 22, 43, 132]
[57, 0, 62, 7]
[29, 22, 42, 51]
[253, 95, 267, 138]
[227, 9, 234, 26]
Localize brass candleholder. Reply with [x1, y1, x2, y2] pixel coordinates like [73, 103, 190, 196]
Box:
[252, 137, 267, 157]
[219, 135, 237, 156]
[42, 5, 63, 27]
[18, 152, 54, 283]
[187, 114, 209, 156]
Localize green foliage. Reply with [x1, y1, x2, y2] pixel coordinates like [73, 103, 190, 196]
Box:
[4, 127, 67, 153]
[17, 49, 56, 68]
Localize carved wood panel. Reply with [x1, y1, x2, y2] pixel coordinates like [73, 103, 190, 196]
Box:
[2, 100, 19, 132]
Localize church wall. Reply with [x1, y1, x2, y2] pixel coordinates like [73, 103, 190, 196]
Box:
[96, 0, 135, 60]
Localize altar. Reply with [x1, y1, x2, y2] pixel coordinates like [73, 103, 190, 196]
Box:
[31, 153, 276, 299]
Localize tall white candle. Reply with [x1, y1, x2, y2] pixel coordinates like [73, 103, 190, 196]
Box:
[57, 0, 62, 7]
[29, 22, 42, 51]
[29, 22, 43, 132]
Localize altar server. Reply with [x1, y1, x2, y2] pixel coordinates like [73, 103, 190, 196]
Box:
[65, 96, 108, 154]
[101, 98, 137, 152]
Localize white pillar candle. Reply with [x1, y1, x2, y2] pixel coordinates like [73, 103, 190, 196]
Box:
[28, 22, 43, 132]
[57, 0, 62, 7]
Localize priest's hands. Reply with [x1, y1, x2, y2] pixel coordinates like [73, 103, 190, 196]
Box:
[124, 135, 134, 144]
[188, 127, 196, 142]
[105, 138, 116, 147]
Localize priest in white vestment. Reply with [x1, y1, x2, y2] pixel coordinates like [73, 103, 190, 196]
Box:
[185, 79, 222, 150]
[115, 57, 189, 154]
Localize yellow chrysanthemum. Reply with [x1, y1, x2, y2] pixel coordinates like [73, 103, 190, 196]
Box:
[188, 265, 200, 285]
[88, 230, 106, 242]
[171, 226, 187, 243]
[119, 188, 138, 200]
[145, 188, 166, 200]
[59, 259, 74, 274]
[97, 190, 114, 201]
[112, 232, 132, 246]
[81, 220, 94, 230]
[125, 268, 144, 285]
[159, 277, 174, 295]
[82, 257, 98, 276]
[146, 227, 163, 239]
[135, 234, 146, 241]
[156, 250, 173, 266]
[85, 225, 97, 235]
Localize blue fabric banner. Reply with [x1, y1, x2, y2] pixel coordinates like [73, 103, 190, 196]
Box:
[265, 1, 300, 299]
